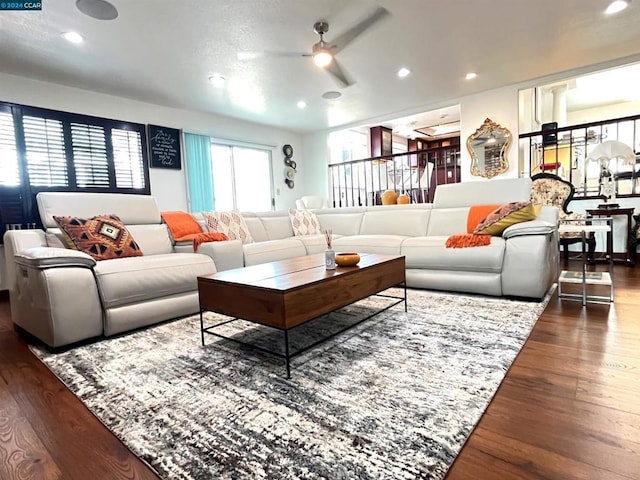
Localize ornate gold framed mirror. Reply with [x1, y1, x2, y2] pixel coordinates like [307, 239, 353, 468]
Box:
[467, 118, 512, 178]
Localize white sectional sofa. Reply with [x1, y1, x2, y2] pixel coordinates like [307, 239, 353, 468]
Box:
[197, 177, 558, 299]
[3, 193, 216, 348]
[3, 177, 558, 349]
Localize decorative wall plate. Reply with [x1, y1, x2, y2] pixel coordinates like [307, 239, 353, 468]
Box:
[285, 178, 295, 188]
[284, 166, 296, 180]
[289, 160, 297, 169]
[284, 158, 292, 166]
[283, 144, 293, 157]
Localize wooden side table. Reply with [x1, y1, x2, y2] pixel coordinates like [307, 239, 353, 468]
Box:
[586, 207, 635, 266]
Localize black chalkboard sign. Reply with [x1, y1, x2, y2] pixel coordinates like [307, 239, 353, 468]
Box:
[148, 125, 182, 169]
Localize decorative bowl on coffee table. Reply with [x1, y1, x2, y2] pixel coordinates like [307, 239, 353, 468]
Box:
[335, 252, 360, 267]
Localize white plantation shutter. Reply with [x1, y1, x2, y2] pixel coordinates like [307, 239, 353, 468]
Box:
[71, 123, 109, 188]
[0, 111, 20, 186]
[23, 116, 69, 187]
[112, 128, 145, 189]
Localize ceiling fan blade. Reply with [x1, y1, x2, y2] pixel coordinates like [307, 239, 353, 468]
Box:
[331, 6, 390, 53]
[237, 51, 309, 60]
[326, 59, 354, 87]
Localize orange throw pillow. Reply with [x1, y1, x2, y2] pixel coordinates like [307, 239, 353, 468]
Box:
[467, 204, 500, 233]
[161, 211, 203, 239]
[54, 214, 143, 261]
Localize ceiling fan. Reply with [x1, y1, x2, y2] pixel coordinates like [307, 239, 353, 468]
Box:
[238, 6, 390, 88]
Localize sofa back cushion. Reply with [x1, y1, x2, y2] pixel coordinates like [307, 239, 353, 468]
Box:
[240, 214, 269, 243]
[360, 207, 431, 236]
[314, 207, 365, 236]
[127, 225, 174, 255]
[254, 211, 294, 240]
[37, 192, 174, 255]
[37, 192, 162, 229]
[426, 208, 470, 236]
[433, 177, 532, 208]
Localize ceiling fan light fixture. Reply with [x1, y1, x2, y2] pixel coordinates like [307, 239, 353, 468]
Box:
[62, 31, 84, 44]
[313, 49, 333, 68]
[398, 67, 411, 78]
[605, 0, 630, 14]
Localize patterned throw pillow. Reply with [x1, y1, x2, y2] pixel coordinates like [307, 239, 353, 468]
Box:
[473, 202, 537, 236]
[203, 210, 254, 244]
[288, 209, 322, 236]
[53, 214, 143, 261]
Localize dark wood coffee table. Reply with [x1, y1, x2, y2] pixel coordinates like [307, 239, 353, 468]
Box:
[197, 253, 406, 378]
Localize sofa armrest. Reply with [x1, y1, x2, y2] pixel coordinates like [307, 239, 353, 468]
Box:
[502, 220, 556, 239]
[15, 247, 96, 269]
[3, 229, 48, 292]
[196, 239, 244, 272]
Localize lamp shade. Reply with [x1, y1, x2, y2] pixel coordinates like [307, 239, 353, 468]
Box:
[586, 140, 636, 164]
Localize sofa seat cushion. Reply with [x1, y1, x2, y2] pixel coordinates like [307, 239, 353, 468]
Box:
[93, 253, 216, 309]
[332, 235, 406, 255]
[401, 236, 505, 273]
[242, 238, 307, 266]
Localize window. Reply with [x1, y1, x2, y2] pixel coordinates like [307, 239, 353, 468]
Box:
[0, 101, 150, 238]
[328, 129, 368, 164]
[210, 142, 273, 211]
[0, 110, 19, 186]
[23, 116, 69, 187]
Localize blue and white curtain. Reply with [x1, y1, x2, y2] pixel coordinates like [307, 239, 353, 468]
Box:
[184, 132, 214, 212]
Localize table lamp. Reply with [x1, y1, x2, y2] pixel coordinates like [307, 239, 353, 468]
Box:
[586, 140, 636, 204]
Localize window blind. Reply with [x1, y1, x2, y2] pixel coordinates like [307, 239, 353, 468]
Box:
[71, 123, 109, 188]
[0, 111, 20, 186]
[23, 116, 69, 187]
[112, 128, 145, 189]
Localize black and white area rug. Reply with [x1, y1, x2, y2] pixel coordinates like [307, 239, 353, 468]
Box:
[32, 288, 552, 480]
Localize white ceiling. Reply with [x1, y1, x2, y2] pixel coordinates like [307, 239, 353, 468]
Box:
[1, 0, 640, 134]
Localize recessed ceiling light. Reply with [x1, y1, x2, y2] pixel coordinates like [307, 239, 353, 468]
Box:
[297, 101, 307, 109]
[321, 91, 341, 100]
[465, 72, 477, 80]
[398, 67, 411, 78]
[76, 0, 118, 20]
[208, 74, 226, 88]
[605, 0, 629, 14]
[62, 31, 84, 44]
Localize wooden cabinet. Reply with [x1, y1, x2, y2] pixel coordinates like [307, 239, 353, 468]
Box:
[369, 126, 393, 158]
[407, 138, 426, 168]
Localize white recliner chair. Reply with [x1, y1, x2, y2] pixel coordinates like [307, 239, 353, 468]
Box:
[295, 195, 330, 210]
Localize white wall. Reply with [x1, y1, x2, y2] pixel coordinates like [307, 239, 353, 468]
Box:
[300, 131, 330, 200]
[0, 72, 303, 212]
[301, 84, 523, 196]
[568, 100, 640, 129]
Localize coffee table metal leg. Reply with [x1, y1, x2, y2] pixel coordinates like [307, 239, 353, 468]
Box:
[284, 329, 291, 379]
[200, 309, 205, 346]
[404, 282, 407, 312]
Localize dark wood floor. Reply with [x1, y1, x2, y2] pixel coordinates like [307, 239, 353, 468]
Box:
[1, 261, 638, 479]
